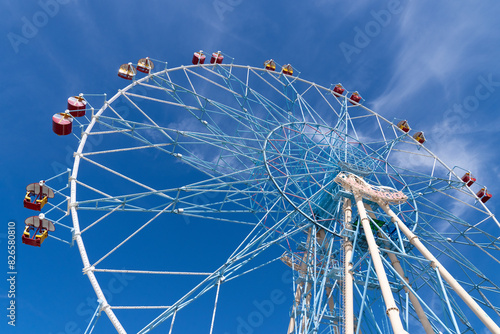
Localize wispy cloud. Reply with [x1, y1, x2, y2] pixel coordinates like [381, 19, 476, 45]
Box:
[370, 2, 498, 113]
[363, 2, 500, 196]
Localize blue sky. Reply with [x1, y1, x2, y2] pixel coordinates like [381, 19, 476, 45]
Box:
[2, 1, 500, 333]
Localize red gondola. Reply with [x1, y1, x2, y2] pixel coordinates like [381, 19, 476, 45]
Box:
[282, 64, 293, 76]
[333, 84, 345, 97]
[137, 57, 154, 74]
[67, 96, 87, 117]
[481, 192, 493, 203]
[413, 131, 426, 144]
[264, 59, 276, 71]
[210, 51, 224, 64]
[52, 113, 73, 136]
[397, 120, 411, 133]
[461, 172, 476, 187]
[192, 51, 206, 65]
[349, 92, 362, 104]
[23, 182, 54, 211]
[476, 188, 493, 203]
[22, 216, 55, 247]
[118, 63, 136, 80]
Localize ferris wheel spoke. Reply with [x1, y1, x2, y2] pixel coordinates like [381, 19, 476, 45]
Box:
[165, 76, 267, 137]
[76, 176, 280, 219]
[208, 66, 292, 132]
[80, 143, 174, 157]
[248, 68, 294, 103]
[418, 210, 499, 252]
[294, 85, 334, 126]
[418, 225, 499, 273]
[93, 116, 176, 156]
[137, 208, 305, 333]
[144, 75, 241, 144]
[136, 272, 224, 333]
[78, 166, 281, 222]
[375, 115, 389, 144]
[74, 178, 125, 204]
[316, 85, 342, 119]
[209, 98, 279, 136]
[224, 242, 292, 284]
[221, 224, 309, 285]
[224, 197, 289, 259]
[136, 77, 282, 160]
[136, 80, 174, 94]
[417, 196, 491, 229]
[93, 268, 212, 276]
[77, 120, 261, 186]
[147, 74, 209, 117]
[223, 256, 284, 285]
[91, 203, 173, 268]
[79, 204, 125, 234]
[182, 67, 211, 110]
[120, 91, 186, 144]
[382, 172, 456, 195]
[185, 67, 245, 99]
[344, 112, 364, 143]
[429, 187, 489, 212]
[77, 193, 174, 212]
[460, 235, 500, 264]
[124, 90, 201, 111]
[104, 99, 139, 130]
[79, 156, 171, 197]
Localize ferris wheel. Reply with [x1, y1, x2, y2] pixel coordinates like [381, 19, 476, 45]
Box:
[39, 52, 500, 333]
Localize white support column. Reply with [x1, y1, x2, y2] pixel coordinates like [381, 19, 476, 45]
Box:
[343, 198, 354, 334]
[378, 201, 500, 334]
[386, 250, 434, 334]
[354, 194, 407, 334]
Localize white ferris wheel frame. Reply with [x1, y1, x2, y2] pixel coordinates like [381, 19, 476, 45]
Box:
[66, 62, 500, 334]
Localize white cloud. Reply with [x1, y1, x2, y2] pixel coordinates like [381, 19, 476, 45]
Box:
[370, 2, 499, 113]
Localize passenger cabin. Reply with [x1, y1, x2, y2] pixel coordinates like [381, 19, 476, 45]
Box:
[482, 193, 493, 203]
[210, 51, 224, 64]
[413, 131, 425, 144]
[24, 182, 54, 211]
[137, 57, 154, 74]
[282, 64, 293, 76]
[264, 59, 276, 71]
[118, 63, 136, 80]
[22, 216, 55, 247]
[333, 84, 345, 96]
[192, 51, 206, 65]
[349, 92, 362, 104]
[461, 172, 476, 187]
[476, 188, 493, 203]
[397, 120, 411, 133]
[52, 113, 73, 136]
[67, 96, 87, 117]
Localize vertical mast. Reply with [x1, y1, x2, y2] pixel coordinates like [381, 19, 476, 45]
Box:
[343, 198, 354, 334]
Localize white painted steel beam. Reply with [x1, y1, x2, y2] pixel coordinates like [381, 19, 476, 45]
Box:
[343, 198, 354, 334]
[378, 200, 500, 334]
[354, 195, 408, 334]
